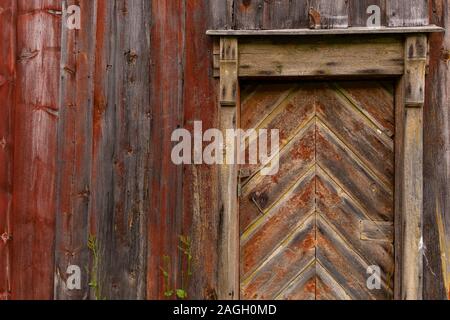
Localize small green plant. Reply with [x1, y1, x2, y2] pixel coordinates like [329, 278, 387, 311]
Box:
[160, 255, 174, 297]
[160, 235, 193, 299]
[87, 234, 105, 300]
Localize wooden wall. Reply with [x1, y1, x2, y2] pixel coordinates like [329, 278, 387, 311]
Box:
[0, 0, 448, 300]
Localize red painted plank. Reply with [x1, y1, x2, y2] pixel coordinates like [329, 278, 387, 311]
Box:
[11, 0, 61, 300]
[54, 0, 96, 300]
[423, 0, 450, 300]
[0, 0, 16, 300]
[183, 0, 221, 299]
[147, 0, 185, 300]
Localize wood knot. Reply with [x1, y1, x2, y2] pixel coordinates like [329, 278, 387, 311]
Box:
[1, 232, 12, 244]
[125, 50, 138, 64]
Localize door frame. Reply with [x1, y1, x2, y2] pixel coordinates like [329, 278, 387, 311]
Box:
[208, 26, 443, 300]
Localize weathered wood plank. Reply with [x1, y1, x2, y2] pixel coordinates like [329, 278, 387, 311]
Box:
[147, 0, 185, 300]
[218, 105, 240, 300]
[401, 107, 424, 300]
[360, 221, 394, 242]
[387, 0, 429, 27]
[261, 0, 309, 29]
[308, 0, 349, 29]
[349, 0, 386, 27]
[316, 168, 394, 277]
[11, 0, 62, 300]
[336, 81, 395, 137]
[234, 0, 264, 29]
[238, 36, 404, 77]
[89, 0, 116, 301]
[394, 77, 405, 300]
[317, 83, 394, 187]
[210, 0, 234, 29]
[316, 122, 394, 222]
[207, 25, 444, 35]
[240, 84, 316, 177]
[316, 218, 392, 300]
[405, 35, 427, 107]
[240, 83, 294, 130]
[218, 36, 239, 300]
[220, 37, 238, 106]
[183, 0, 221, 300]
[315, 263, 352, 300]
[0, 0, 15, 300]
[240, 121, 316, 232]
[423, 0, 450, 300]
[106, 0, 151, 300]
[54, 0, 96, 300]
[401, 36, 425, 300]
[241, 215, 316, 300]
[277, 263, 316, 300]
[241, 169, 315, 279]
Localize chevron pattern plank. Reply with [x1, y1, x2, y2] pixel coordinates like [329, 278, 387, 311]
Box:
[240, 81, 395, 300]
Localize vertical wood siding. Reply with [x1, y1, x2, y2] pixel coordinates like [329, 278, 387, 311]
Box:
[55, 0, 96, 300]
[1, 0, 448, 300]
[147, 0, 185, 300]
[0, 0, 16, 301]
[183, 0, 221, 300]
[424, 0, 450, 300]
[12, 0, 61, 300]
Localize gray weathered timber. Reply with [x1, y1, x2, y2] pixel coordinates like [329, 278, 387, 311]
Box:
[90, 0, 151, 300]
[394, 77, 405, 299]
[207, 25, 443, 35]
[55, 0, 96, 300]
[211, 0, 234, 29]
[387, 0, 429, 26]
[218, 37, 239, 299]
[309, 0, 349, 28]
[349, 0, 386, 27]
[423, 0, 450, 300]
[402, 107, 424, 300]
[237, 36, 404, 77]
[183, 0, 221, 300]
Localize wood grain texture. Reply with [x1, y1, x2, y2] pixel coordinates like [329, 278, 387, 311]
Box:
[387, 0, 429, 26]
[404, 35, 427, 107]
[261, 0, 309, 29]
[183, 0, 221, 300]
[238, 36, 404, 77]
[240, 81, 395, 300]
[207, 26, 444, 35]
[0, 0, 15, 300]
[423, 0, 450, 300]
[100, 0, 151, 300]
[402, 107, 423, 300]
[394, 77, 405, 299]
[309, 0, 349, 29]
[234, 0, 309, 30]
[401, 35, 426, 300]
[11, 0, 62, 300]
[147, 0, 185, 300]
[210, 0, 234, 29]
[220, 38, 238, 106]
[54, 0, 97, 300]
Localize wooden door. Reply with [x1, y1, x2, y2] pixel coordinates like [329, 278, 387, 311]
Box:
[239, 81, 395, 300]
